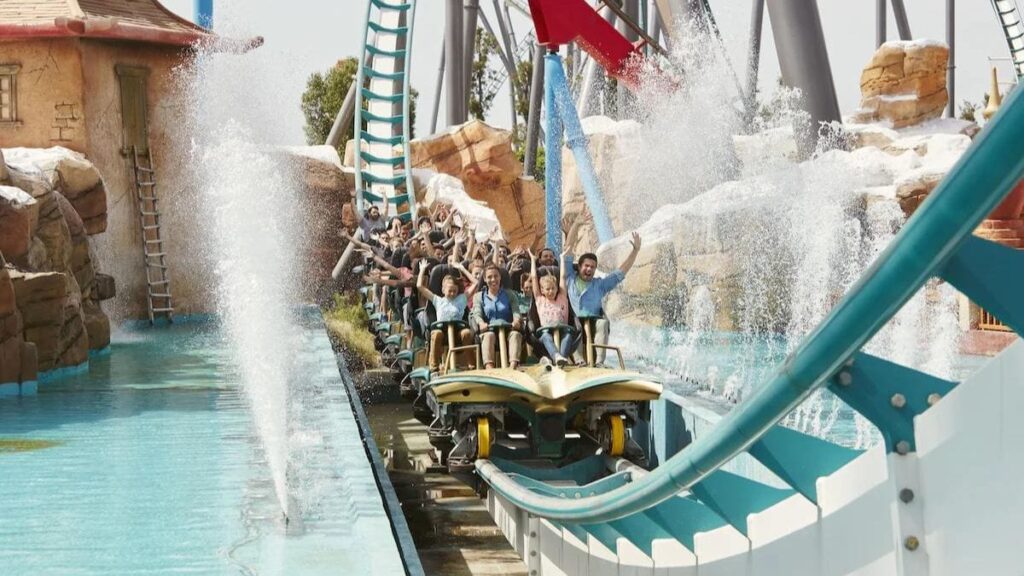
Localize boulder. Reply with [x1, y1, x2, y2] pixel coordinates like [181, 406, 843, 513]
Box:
[9, 269, 76, 371]
[19, 342, 38, 383]
[895, 171, 944, 217]
[82, 300, 110, 350]
[3, 147, 108, 235]
[411, 121, 547, 249]
[0, 186, 38, 259]
[851, 40, 949, 128]
[94, 273, 116, 301]
[0, 331, 20, 384]
[29, 191, 73, 275]
[411, 121, 522, 188]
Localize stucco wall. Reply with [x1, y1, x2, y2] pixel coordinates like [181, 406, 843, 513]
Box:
[78, 40, 213, 321]
[0, 39, 87, 151]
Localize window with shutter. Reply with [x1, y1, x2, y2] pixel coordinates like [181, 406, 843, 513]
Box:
[0, 64, 20, 123]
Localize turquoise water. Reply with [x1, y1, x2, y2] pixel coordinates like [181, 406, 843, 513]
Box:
[619, 322, 986, 449]
[0, 320, 405, 575]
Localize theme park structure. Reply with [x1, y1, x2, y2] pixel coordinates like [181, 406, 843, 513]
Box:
[338, 0, 1024, 574]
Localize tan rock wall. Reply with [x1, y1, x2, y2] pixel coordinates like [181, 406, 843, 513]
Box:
[0, 263, 38, 386]
[410, 121, 547, 249]
[852, 41, 949, 128]
[0, 39, 88, 151]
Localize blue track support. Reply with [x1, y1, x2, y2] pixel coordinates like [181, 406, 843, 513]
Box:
[477, 81, 1024, 524]
[830, 352, 958, 453]
[193, 0, 213, 29]
[749, 424, 860, 503]
[544, 53, 564, 253]
[546, 53, 616, 245]
[940, 235, 1024, 335]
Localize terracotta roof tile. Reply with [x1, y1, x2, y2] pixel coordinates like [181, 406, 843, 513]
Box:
[77, 0, 201, 33]
[0, 0, 81, 25]
[0, 0, 204, 32]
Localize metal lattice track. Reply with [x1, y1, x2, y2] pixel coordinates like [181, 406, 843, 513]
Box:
[992, 0, 1024, 79]
[482, 30, 536, 103]
[355, 0, 418, 223]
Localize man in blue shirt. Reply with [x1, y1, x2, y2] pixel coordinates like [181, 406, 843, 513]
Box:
[563, 224, 643, 366]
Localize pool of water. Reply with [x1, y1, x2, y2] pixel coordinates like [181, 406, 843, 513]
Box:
[0, 318, 405, 576]
[618, 321, 989, 448]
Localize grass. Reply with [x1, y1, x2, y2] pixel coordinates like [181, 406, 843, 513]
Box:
[323, 293, 381, 370]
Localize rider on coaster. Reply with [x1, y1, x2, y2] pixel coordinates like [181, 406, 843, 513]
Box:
[529, 247, 574, 367]
[470, 264, 524, 369]
[416, 259, 476, 372]
[562, 220, 643, 367]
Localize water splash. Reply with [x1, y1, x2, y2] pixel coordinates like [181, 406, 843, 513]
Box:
[174, 10, 309, 518]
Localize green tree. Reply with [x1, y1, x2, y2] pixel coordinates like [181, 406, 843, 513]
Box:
[302, 58, 419, 153]
[469, 28, 503, 120]
[301, 58, 358, 150]
[513, 57, 533, 126]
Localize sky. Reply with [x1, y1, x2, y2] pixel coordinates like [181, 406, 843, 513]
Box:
[160, 0, 1013, 144]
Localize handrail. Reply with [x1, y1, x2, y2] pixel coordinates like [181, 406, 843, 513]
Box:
[478, 85, 1024, 523]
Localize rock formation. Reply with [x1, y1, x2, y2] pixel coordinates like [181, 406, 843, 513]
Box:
[0, 254, 38, 388]
[851, 40, 949, 128]
[0, 147, 114, 383]
[567, 117, 975, 331]
[409, 121, 547, 249]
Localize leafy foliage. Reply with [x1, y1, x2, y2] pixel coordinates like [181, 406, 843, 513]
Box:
[301, 58, 358, 151]
[302, 57, 420, 153]
[470, 28, 503, 120]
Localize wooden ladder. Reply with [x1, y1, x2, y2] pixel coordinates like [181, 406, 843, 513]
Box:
[131, 145, 173, 324]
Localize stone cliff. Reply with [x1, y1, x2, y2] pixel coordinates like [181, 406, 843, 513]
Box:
[0, 147, 114, 388]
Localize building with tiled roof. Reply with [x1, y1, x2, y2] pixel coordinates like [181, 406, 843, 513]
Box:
[0, 0, 214, 45]
[0, 0, 261, 317]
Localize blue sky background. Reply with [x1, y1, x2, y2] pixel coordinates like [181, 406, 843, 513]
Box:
[160, 0, 1011, 144]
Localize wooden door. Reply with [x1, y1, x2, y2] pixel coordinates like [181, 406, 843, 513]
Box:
[115, 64, 150, 155]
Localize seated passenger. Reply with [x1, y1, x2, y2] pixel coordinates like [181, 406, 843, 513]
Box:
[471, 264, 524, 369]
[529, 248, 574, 367]
[416, 260, 475, 371]
[563, 223, 642, 367]
[537, 247, 559, 268]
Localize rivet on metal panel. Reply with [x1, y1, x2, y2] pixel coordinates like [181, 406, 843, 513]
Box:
[927, 392, 942, 406]
[891, 393, 907, 409]
[895, 440, 911, 455]
[904, 536, 920, 551]
[837, 371, 853, 386]
[899, 488, 915, 503]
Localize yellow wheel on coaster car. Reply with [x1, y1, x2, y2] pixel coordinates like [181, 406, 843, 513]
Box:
[477, 417, 492, 459]
[603, 414, 626, 457]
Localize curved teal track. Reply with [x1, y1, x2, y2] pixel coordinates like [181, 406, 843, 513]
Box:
[478, 77, 1024, 524]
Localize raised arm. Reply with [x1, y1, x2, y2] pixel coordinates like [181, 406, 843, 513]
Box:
[564, 218, 581, 252]
[558, 248, 569, 293]
[619, 231, 643, 275]
[528, 249, 540, 297]
[416, 260, 435, 301]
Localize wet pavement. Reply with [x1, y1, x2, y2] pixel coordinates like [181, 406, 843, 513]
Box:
[366, 403, 527, 576]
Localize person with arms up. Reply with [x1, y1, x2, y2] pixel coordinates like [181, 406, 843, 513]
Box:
[563, 221, 642, 367]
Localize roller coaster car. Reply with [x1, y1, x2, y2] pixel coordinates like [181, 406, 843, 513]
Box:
[423, 363, 662, 489]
